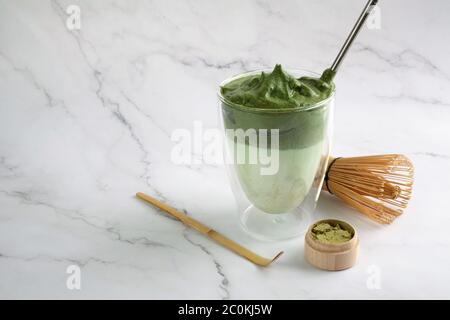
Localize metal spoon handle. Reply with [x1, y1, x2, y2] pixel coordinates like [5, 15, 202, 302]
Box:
[330, 0, 378, 73]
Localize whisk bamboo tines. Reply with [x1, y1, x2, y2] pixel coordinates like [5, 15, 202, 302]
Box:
[323, 154, 414, 224]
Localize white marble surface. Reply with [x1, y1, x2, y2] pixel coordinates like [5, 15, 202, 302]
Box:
[1, 0, 450, 299]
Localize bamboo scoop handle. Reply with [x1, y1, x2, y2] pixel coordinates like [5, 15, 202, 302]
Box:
[136, 192, 283, 267]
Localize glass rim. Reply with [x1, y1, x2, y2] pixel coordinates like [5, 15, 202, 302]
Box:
[218, 68, 335, 114]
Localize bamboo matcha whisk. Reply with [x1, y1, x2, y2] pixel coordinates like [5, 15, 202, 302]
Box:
[323, 154, 414, 224]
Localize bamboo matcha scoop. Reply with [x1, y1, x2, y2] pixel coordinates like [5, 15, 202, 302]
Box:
[136, 192, 283, 267]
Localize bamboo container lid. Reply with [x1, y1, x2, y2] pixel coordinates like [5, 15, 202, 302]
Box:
[304, 219, 359, 271]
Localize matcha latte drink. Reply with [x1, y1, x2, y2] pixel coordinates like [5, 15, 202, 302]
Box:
[219, 65, 334, 240]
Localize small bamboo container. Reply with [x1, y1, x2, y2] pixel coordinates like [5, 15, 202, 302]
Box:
[304, 219, 359, 271]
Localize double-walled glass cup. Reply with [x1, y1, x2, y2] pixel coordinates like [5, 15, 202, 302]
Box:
[218, 69, 334, 241]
